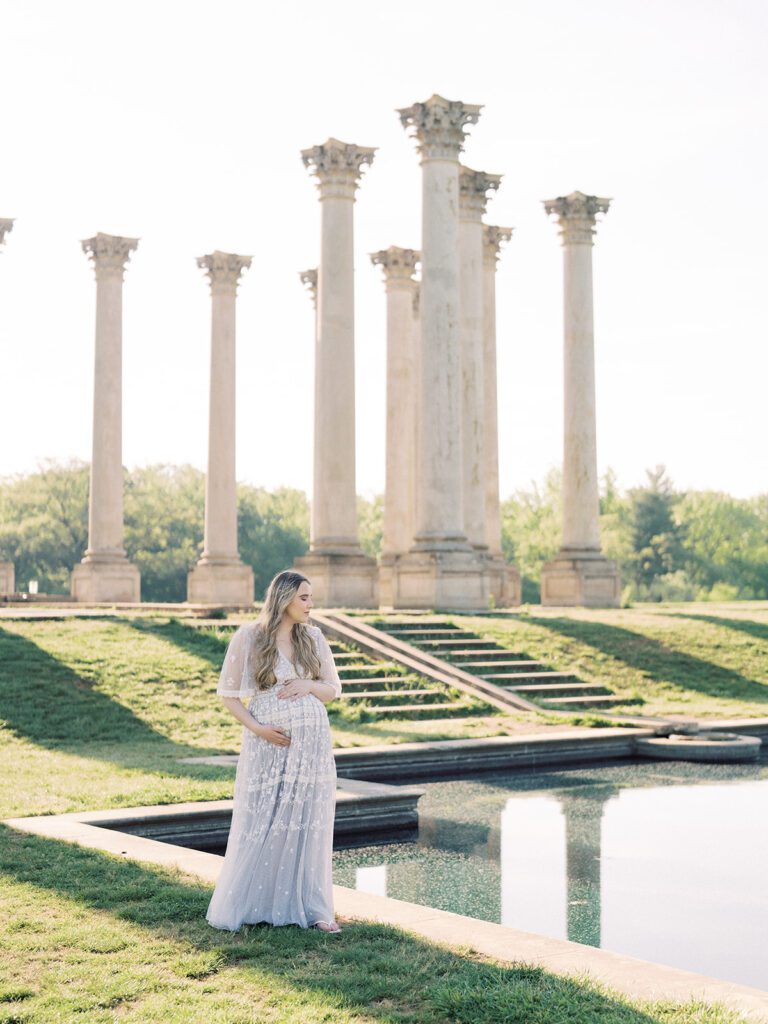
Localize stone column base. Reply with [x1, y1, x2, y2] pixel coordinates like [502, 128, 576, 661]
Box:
[71, 557, 141, 603]
[294, 551, 378, 609]
[0, 561, 15, 596]
[540, 550, 621, 607]
[187, 559, 254, 606]
[388, 548, 490, 611]
[484, 554, 521, 608]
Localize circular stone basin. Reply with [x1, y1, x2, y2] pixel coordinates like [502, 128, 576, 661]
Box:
[636, 731, 762, 763]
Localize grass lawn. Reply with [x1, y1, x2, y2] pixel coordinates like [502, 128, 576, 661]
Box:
[1, 605, 765, 1022]
[465, 602, 768, 720]
[0, 826, 749, 1024]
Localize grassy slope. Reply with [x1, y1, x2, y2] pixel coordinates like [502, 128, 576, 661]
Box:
[464, 603, 768, 720]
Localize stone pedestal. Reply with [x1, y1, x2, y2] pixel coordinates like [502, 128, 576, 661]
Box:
[541, 551, 620, 607]
[72, 233, 140, 603]
[371, 247, 420, 608]
[540, 192, 620, 607]
[187, 558, 254, 606]
[188, 251, 254, 607]
[392, 94, 487, 610]
[295, 138, 378, 608]
[295, 551, 378, 609]
[0, 561, 15, 596]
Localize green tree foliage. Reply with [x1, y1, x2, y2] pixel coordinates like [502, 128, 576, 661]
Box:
[357, 494, 384, 559]
[500, 469, 562, 601]
[0, 462, 309, 602]
[625, 466, 686, 587]
[0, 459, 89, 593]
[2, 461, 766, 604]
[238, 484, 309, 600]
[676, 491, 768, 599]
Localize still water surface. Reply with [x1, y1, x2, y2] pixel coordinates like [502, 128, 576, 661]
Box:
[333, 759, 768, 990]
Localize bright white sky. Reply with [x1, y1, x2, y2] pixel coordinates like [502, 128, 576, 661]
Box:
[2, 0, 766, 499]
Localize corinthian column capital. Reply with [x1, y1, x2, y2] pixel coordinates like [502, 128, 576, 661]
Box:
[398, 94, 482, 161]
[370, 247, 420, 288]
[543, 191, 611, 246]
[299, 268, 318, 308]
[459, 166, 502, 219]
[82, 232, 139, 280]
[301, 138, 376, 200]
[0, 219, 14, 249]
[197, 251, 252, 294]
[483, 225, 514, 267]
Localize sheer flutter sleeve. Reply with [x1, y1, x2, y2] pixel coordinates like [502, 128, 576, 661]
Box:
[310, 626, 342, 699]
[216, 625, 256, 699]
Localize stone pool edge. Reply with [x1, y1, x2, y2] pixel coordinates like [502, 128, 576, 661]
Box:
[4, 809, 767, 1021]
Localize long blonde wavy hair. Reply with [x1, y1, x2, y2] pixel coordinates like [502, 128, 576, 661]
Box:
[251, 570, 321, 690]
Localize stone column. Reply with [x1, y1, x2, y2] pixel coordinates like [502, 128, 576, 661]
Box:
[393, 94, 488, 610]
[187, 252, 254, 606]
[560, 791, 612, 947]
[72, 233, 141, 602]
[371, 247, 420, 608]
[294, 138, 378, 608]
[540, 192, 620, 607]
[459, 167, 500, 553]
[0, 221, 14, 597]
[482, 225, 521, 606]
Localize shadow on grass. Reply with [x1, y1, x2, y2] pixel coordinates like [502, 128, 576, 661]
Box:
[526, 616, 768, 705]
[0, 824, 680, 1024]
[665, 612, 768, 646]
[0, 625, 234, 781]
[120, 615, 236, 667]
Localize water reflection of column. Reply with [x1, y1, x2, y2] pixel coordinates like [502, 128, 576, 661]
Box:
[500, 797, 567, 937]
[559, 791, 611, 947]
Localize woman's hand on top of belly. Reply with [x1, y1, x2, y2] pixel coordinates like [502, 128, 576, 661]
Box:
[278, 678, 315, 701]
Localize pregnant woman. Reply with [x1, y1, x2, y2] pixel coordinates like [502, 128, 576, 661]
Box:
[206, 570, 342, 933]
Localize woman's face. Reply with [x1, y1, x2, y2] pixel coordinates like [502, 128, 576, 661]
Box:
[284, 580, 313, 624]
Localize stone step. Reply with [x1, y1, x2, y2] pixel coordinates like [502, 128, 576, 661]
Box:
[340, 677, 421, 688]
[386, 628, 472, 637]
[435, 648, 512, 658]
[480, 670, 577, 681]
[454, 659, 542, 669]
[537, 695, 631, 709]
[363, 701, 468, 716]
[504, 682, 612, 698]
[337, 663, 398, 678]
[413, 638, 496, 647]
[341, 689, 445, 701]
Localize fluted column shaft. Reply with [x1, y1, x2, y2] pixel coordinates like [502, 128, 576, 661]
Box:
[199, 252, 251, 561]
[83, 233, 137, 560]
[398, 97, 481, 551]
[546, 193, 610, 551]
[371, 248, 420, 556]
[303, 139, 375, 554]
[459, 167, 500, 550]
[482, 226, 513, 554]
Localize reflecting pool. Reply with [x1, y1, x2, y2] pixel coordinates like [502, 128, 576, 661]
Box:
[333, 758, 768, 990]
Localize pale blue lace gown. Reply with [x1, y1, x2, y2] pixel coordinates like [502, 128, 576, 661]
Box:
[207, 623, 341, 931]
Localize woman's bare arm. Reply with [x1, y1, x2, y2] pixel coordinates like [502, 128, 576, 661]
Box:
[220, 696, 290, 747]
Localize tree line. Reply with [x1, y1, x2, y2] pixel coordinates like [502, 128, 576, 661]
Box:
[0, 462, 765, 604]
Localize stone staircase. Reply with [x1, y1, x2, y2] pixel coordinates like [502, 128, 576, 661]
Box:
[369, 617, 629, 712]
[326, 638, 491, 719]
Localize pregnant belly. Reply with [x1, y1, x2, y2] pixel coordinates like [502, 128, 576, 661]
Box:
[250, 692, 329, 735]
